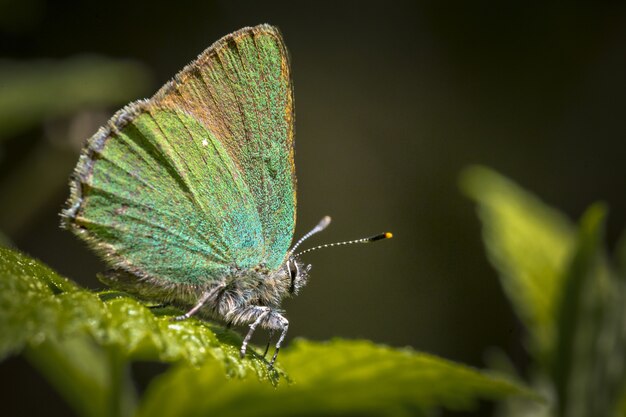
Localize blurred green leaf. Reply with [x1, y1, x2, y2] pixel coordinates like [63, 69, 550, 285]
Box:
[552, 205, 626, 417]
[551, 204, 606, 416]
[486, 347, 554, 417]
[25, 336, 138, 417]
[460, 166, 576, 361]
[0, 56, 152, 139]
[463, 167, 626, 417]
[137, 339, 540, 417]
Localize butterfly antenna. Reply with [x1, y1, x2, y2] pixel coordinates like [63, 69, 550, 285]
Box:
[289, 216, 332, 256]
[294, 231, 393, 258]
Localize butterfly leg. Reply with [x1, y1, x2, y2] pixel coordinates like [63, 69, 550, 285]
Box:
[171, 284, 224, 321]
[269, 314, 289, 368]
[263, 330, 275, 357]
[240, 306, 271, 358]
[234, 307, 289, 367]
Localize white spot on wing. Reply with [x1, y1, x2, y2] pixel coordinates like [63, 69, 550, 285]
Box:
[202, 138, 209, 147]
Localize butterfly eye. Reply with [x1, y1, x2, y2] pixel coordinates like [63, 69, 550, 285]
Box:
[288, 259, 299, 293]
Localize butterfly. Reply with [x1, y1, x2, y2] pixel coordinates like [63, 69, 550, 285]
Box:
[61, 24, 391, 367]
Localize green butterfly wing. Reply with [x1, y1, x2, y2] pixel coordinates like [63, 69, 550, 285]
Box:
[62, 25, 296, 286]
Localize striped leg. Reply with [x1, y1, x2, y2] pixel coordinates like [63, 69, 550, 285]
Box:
[269, 315, 289, 368]
[234, 306, 289, 368]
[240, 306, 271, 358]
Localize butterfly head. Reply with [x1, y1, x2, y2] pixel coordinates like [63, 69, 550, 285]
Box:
[286, 257, 311, 295]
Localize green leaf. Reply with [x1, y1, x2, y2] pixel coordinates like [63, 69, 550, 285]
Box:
[137, 339, 541, 417]
[0, 246, 281, 416]
[460, 166, 576, 360]
[552, 205, 626, 417]
[0, 244, 78, 359]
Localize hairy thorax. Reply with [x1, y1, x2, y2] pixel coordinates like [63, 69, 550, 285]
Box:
[216, 265, 291, 313]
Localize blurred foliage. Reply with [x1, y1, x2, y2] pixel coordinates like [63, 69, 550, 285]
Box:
[0, 56, 151, 140]
[462, 166, 626, 417]
[0, 56, 152, 235]
[0, 245, 536, 416]
[137, 339, 536, 417]
[460, 166, 576, 364]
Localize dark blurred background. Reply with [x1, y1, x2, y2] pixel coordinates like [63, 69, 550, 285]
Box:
[2, 1, 626, 415]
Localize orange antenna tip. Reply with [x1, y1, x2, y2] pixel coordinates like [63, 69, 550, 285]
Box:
[368, 232, 393, 242]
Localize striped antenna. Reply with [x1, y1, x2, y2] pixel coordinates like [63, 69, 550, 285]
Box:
[288, 216, 332, 256]
[294, 231, 393, 258]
